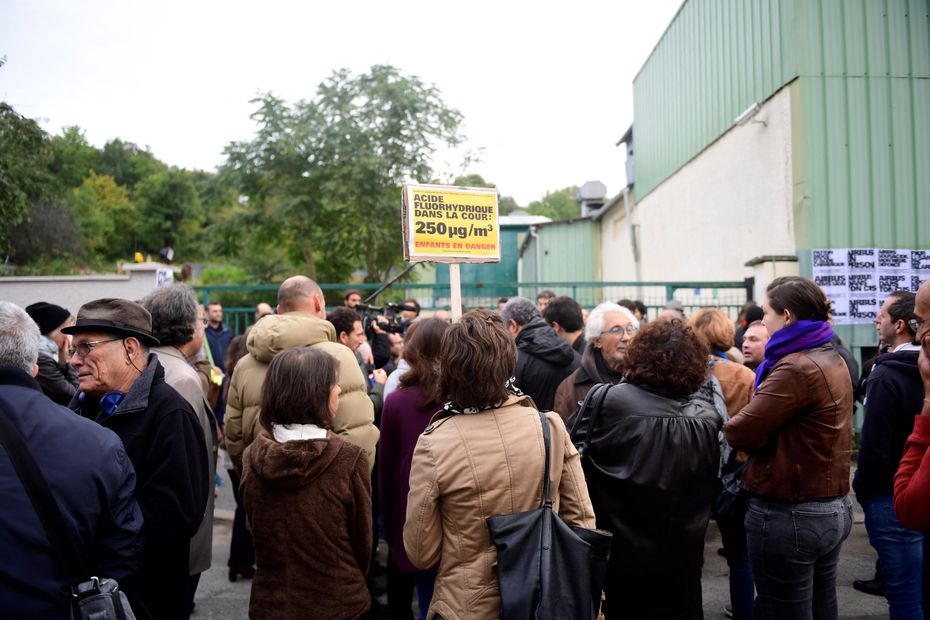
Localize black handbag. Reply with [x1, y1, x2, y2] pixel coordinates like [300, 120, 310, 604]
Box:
[487, 410, 612, 620]
[714, 458, 749, 524]
[0, 406, 138, 620]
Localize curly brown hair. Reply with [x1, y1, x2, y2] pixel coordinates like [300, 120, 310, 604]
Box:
[439, 309, 516, 409]
[625, 319, 709, 398]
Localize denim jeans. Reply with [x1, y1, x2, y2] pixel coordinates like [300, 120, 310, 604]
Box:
[745, 495, 853, 620]
[862, 495, 928, 620]
[719, 511, 756, 620]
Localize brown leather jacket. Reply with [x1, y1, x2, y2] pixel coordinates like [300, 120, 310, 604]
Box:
[403, 395, 596, 620]
[724, 345, 853, 502]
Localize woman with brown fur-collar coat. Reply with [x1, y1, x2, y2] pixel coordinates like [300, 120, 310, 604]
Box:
[241, 347, 372, 620]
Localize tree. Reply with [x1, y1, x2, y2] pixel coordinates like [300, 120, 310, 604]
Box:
[135, 168, 204, 254]
[68, 172, 140, 261]
[222, 65, 464, 282]
[527, 186, 580, 221]
[48, 126, 99, 196]
[96, 139, 165, 189]
[452, 173, 521, 215]
[0, 102, 52, 255]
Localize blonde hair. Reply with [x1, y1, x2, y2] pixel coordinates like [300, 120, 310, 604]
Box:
[688, 307, 735, 352]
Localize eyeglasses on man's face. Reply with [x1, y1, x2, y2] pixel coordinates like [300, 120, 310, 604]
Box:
[600, 325, 638, 337]
[68, 337, 123, 358]
[909, 317, 927, 334]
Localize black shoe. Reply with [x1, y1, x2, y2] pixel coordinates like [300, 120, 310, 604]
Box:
[853, 577, 886, 597]
[228, 565, 255, 582]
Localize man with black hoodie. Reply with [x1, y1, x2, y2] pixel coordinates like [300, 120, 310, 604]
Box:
[502, 296, 579, 411]
[853, 290, 927, 618]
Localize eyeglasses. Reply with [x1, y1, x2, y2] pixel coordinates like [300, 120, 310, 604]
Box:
[600, 325, 638, 337]
[68, 337, 123, 358]
[198, 317, 208, 326]
[909, 317, 927, 333]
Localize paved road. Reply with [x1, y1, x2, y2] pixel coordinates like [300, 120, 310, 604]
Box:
[193, 468, 891, 619]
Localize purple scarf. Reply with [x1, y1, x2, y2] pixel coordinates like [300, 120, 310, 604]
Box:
[753, 320, 834, 390]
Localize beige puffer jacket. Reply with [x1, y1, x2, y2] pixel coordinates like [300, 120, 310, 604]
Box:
[225, 311, 379, 472]
[403, 394, 596, 620]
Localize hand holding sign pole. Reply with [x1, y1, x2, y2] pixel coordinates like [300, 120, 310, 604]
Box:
[402, 183, 501, 322]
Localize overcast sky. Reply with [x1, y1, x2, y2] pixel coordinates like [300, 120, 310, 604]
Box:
[1, 0, 682, 206]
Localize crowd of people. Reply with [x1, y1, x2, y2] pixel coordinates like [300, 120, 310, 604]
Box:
[1, 273, 929, 620]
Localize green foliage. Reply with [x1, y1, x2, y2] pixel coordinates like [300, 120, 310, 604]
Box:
[222, 65, 464, 283]
[0, 102, 52, 254]
[48, 127, 99, 196]
[134, 168, 204, 253]
[9, 201, 82, 265]
[96, 139, 165, 188]
[68, 172, 140, 261]
[527, 186, 580, 221]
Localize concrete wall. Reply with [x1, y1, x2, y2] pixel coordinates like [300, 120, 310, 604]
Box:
[0, 263, 174, 314]
[602, 85, 797, 285]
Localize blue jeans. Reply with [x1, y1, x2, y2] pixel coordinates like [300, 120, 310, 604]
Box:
[719, 511, 756, 620]
[862, 495, 928, 620]
[745, 495, 853, 620]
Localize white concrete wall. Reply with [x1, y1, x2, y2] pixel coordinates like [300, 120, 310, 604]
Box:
[601, 85, 797, 285]
[0, 263, 174, 315]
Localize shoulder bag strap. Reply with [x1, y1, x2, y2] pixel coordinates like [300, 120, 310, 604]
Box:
[0, 403, 88, 582]
[538, 410, 552, 507]
[568, 383, 612, 458]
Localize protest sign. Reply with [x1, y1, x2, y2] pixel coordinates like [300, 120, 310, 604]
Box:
[402, 184, 500, 263]
[812, 248, 930, 324]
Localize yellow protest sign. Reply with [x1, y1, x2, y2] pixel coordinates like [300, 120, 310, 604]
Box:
[402, 183, 500, 263]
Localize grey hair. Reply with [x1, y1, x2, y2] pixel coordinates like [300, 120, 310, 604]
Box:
[501, 297, 540, 326]
[585, 303, 639, 342]
[0, 301, 41, 373]
[141, 283, 198, 347]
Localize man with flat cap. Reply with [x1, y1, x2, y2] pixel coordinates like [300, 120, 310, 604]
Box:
[64, 297, 210, 620]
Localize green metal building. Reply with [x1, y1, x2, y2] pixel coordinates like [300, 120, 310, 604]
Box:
[626, 0, 929, 359]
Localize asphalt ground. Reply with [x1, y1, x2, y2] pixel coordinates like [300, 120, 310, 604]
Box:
[192, 468, 891, 619]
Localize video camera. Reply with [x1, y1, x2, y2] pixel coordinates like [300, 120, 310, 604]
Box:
[356, 302, 418, 334]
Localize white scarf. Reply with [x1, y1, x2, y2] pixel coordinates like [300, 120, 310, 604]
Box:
[272, 423, 327, 443]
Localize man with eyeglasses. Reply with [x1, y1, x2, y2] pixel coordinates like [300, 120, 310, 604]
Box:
[64, 297, 210, 620]
[553, 303, 639, 422]
[851, 289, 928, 617]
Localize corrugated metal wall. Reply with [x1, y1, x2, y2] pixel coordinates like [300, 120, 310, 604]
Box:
[519, 219, 600, 285]
[793, 0, 930, 252]
[633, 0, 797, 198]
[792, 0, 930, 354]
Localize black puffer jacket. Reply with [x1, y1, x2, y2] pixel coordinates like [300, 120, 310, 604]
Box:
[513, 318, 579, 411]
[570, 381, 721, 578]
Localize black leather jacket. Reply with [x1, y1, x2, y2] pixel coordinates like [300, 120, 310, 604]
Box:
[570, 381, 721, 578]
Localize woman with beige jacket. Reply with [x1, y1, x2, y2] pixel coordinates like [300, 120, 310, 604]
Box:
[404, 310, 596, 620]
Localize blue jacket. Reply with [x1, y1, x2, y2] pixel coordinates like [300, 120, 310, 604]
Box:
[0, 367, 143, 619]
[853, 346, 924, 503]
[205, 323, 233, 371]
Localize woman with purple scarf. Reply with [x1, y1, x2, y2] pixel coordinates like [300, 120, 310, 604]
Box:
[725, 276, 854, 619]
